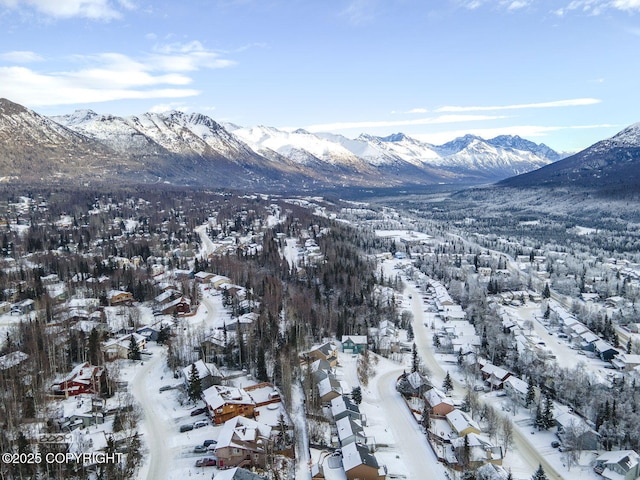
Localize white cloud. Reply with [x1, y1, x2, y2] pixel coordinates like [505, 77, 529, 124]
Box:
[436, 98, 601, 112]
[0, 65, 199, 106]
[0, 50, 43, 62]
[151, 41, 235, 71]
[612, 0, 640, 10]
[0, 42, 234, 107]
[554, 0, 640, 16]
[0, 0, 126, 20]
[304, 114, 506, 132]
[340, 0, 379, 25]
[148, 103, 189, 113]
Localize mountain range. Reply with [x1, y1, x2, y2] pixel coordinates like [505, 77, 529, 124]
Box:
[499, 122, 640, 193]
[0, 98, 568, 191]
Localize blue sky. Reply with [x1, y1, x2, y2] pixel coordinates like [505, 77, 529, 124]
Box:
[1, 0, 639, 152]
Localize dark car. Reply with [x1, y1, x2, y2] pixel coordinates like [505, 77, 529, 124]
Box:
[195, 457, 217, 467]
[203, 439, 217, 447]
[190, 407, 206, 416]
[179, 424, 194, 433]
[551, 441, 560, 448]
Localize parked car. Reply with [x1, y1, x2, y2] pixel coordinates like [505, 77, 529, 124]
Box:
[180, 424, 194, 433]
[473, 385, 485, 391]
[203, 439, 217, 447]
[193, 445, 208, 453]
[195, 457, 217, 467]
[551, 441, 560, 448]
[190, 407, 206, 416]
[159, 385, 173, 392]
[193, 420, 208, 429]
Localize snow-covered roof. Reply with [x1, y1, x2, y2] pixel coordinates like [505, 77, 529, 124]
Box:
[202, 385, 254, 410]
[341, 335, 367, 345]
[0, 351, 29, 370]
[181, 360, 221, 381]
[446, 409, 480, 435]
[424, 387, 452, 408]
[214, 416, 271, 451]
[340, 442, 380, 472]
[213, 467, 268, 480]
[504, 376, 528, 395]
[330, 395, 360, 418]
[336, 416, 364, 443]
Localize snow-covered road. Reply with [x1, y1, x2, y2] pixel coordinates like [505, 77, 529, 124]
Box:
[375, 368, 449, 479]
[131, 351, 174, 480]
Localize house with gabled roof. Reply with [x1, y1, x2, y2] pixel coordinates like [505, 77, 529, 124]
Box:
[446, 409, 481, 437]
[341, 335, 368, 354]
[203, 384, 256, 425]
[480, 363, 511, 390]
[593, 340, 619, 362]
[336, 416, 366, 446]
[396, 371, 431, 398]
[451, 433, 504, 468]
[213, 416, 272, 469]
[214, 467, 268, 480]
[317, 376, 342, 403]
[331, 395, 362, 423]
[424, 387, 454, 417]
[341, 442, 385, 480]
[503, 376, 532, 406]
[308, 342, 339, 367]
[181, 360, 223, 390]
[52, 362, 106, 397]
[106, 290, 133, 306]
[594, 450, 640, 480]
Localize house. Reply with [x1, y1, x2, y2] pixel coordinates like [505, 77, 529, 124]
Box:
[317, 376, 342, 403]
[106, 290, 133, 306]
[331, 395, 363, 423]
[158, 296, 191, 315]
[211, 275, 232, 289]
[0, 351, 29, 371]
[214, 467, 268, 480]
[555, 411, 599, 450]
[336, 416, 366, 446]
[12, 299, 35, 315]
[446, 409, 481, 437]
[308, 342, 339, 367]
[341, 335, 368, 354]
[593, 340, 619, 362]
[52, 362, 106, 397]
[194, 271, 215, 284]
[451, 433, 504, 468]
[612, 354, 640, 371]
[311, 452, 347, 480]
[424, 387, 455, 417]
[594, 450, 640, 480]
[341, 442, 385, 480]
[396, 371, 431, 398]
[181, 360, 223, 390]
[0, 301, 11, 314]
[480, 363, 511, 390]
[101, 333, 146, 361]
[310, 358, 333, 383]
[202, 385, 255, 424]
[214, 416, 272, 469]
[136, 326, 160, 342]
[503, 376, 532, 406]
[154, 289, 179, 305]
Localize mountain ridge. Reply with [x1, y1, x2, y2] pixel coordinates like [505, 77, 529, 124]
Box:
[1, 98, 564, 189]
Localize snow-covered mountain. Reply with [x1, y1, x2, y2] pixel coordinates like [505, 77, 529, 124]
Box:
[500, 123, 640, 192]
[0, 98, 567, 189]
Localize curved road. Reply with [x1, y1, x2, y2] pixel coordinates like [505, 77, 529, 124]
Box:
[404, 282, 563, 480]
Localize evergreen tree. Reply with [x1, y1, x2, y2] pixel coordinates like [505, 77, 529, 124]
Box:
[442, 371, 453, 393]
[542, 283, 551, 299]
[525, 377, 536, 408]
[531, 464, 548, 480]
[420, 407, 431, 431]
[411, 342, 419, 373]
[128, 334, 141, 361]
[542, 394, 554, 429]
[534, 402, 545, 430]
[256, 346, 268, 381]
[351, 386, 362, 405]
[187, 363, 203, 403]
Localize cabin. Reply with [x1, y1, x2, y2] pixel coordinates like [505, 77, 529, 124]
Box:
[340, 442, 385, 480]
[214, 416, 272, 469]
[52, 362, 106, 397]
[341, 335, 368, 354]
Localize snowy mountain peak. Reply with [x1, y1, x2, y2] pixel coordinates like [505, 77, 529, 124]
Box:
[381, 132, 408, 142]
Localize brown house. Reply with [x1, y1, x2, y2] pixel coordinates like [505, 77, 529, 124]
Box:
[307, 342, 339, 367]
[202, 385, 255, 425]
[341, 442, 385, 480]
[214, 416, 272, 469]
[424, 387, 455, 417]
[107, 290, 133, 306]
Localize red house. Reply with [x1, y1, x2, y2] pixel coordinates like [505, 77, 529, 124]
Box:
[52, 362, 106, 397]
